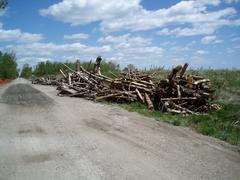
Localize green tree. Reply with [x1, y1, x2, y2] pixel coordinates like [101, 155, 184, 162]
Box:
[20, 64, 32, 79]
[0, 51, 18, 79]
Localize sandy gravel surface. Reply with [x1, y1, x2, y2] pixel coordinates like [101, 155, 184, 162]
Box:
[0, 78, 239, 180]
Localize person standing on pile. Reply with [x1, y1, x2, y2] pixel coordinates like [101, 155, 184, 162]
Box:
[93, 56, 102, 75]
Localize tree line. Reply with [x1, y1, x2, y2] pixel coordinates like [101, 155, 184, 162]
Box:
[21, 60, 122, 78]
[0, 51, 18, 79]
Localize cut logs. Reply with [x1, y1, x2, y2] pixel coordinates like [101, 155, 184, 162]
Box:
[32, 61, 220, 115]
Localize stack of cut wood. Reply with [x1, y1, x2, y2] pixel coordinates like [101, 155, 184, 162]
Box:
[154, 63, 217, 115]
[96, 71, 155, 109]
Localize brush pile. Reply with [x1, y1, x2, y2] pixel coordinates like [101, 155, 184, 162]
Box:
[154, 63, 220, 115]
[32, 77, 59, 86]
[32, 61, 220, 115]
[57, 64, 112, 100]
[97, 71, 155, 109]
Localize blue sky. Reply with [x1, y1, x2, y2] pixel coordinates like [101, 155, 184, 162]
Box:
[0, 0, 240, 69]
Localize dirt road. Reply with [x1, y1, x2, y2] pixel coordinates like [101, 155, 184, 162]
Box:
[0, 78, 239, 180]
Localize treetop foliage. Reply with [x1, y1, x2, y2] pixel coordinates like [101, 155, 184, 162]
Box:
[32, 60, 121, 78]
[0, 51, 18, 79]
[20, 64, 32, 79]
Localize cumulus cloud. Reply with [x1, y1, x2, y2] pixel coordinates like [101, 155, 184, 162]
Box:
[64, 33, 89, 40]
[39, 0, 240, 36]
[39, 0, 141, 26]
[5, 34, 163, 68]
[0, 28, 43, 43]
[201, 35, 223, 44]
[196, 50, 208, 55]
[98, 34, 152, 47]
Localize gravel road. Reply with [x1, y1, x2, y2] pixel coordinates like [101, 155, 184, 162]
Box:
[0, 78, 239, 180]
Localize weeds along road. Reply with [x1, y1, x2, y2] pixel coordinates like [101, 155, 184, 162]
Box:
[0, 78, 239, 180]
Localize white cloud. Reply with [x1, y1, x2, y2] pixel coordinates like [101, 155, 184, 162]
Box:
[40, 0, 141, 26]
[5, 34, 163, 68]
[201, 35, 223, 44]
[157, 8, 240, 36]
[0, 28, 43, 43]
[98, 34, 151, 47]
[39, 0, 240, 36]
[196, 50, 208, 55]
[64, 33, 89, 40]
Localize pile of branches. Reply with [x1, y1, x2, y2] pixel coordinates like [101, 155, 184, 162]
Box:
[96, 71, 155, 109]
[154, 63, 221, 115]
[57, 63, 112, 100]
[32, 77, 59, 86]
[32, 61, 220, 115]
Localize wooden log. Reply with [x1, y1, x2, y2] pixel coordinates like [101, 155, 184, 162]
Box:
[160, 97, 197, 101]
[144, 93, 153, 110]
[93, 56, 102, 75]
[112, 81, 153, 93]
[168, 65, 182, 82]
[59, 69, 67, 79]
[62, 63, 76, 72]
[171, 102, 198, 115]
[76, 59, 80, 72]
[177, 85, 181, 98]
[179, 63, 188, 77]
[166, 108, 186, 114]
[68, 73, 72, 85]
[96, 92, 123, 100]
[194, 79, 210, 85]
[80, 66, 112, 82]
[136, 88, 144, 103]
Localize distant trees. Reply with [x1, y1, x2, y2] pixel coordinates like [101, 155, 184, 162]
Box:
[32, 60, 121, 78]
[0, 51, 18, 79]
[123, 64, 136, 72]
[20, 64, 32, 78]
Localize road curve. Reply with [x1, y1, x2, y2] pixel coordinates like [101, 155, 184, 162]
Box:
[0, 78, 239, 180]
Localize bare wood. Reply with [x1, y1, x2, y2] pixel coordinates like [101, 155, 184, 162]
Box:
[93, 56, 102, 75]
[76, 59, 80, 72]
[144, 93, 153, 110]
[59, 69, 67, 79]
[68, 73, 72, 85]
[80, 66, 112, 82]
[179, 63, 188, 77]
[168, 65, 182, 82]
[177, 85, 181, 98]
[136, 88, 144, 103]
[62, 63, 76, 72]
[167, 108, 186, 114]
[160, 97, 197, 101]
[171, 102, 197, 115]
[194, 79, 210, 85]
